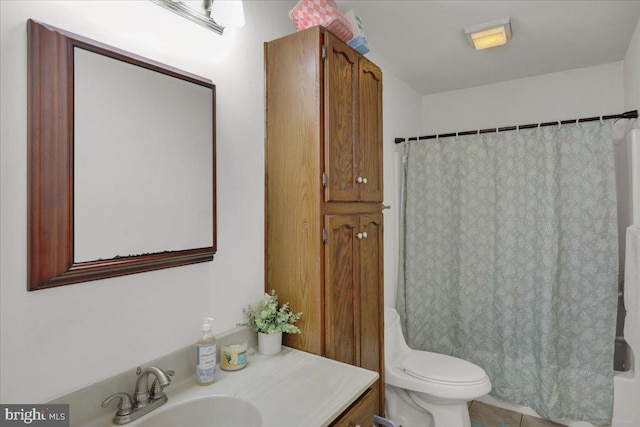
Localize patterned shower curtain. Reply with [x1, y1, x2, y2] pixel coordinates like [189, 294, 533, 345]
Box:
[397, 121, 618, 425]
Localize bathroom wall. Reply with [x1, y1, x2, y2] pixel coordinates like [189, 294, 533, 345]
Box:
[370, 66, 423, 309]
[0, 0, 422, 404]
[625, 16, 640, 224]
[0, 0, 291, 404]
[622, 15, 640, 427]
[421, 62, 624, 135]
[625, 17, 640, 116]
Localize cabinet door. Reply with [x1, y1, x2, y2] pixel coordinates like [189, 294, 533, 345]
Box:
[324, 214, 383, 366]
[329, 388, 376, 427]
[358, 213, 384, 414]
[324, 34, 359, 202]
[358, 214, 382, 372]
[324, 214, 359, 365]
[358, 59, 383, 202]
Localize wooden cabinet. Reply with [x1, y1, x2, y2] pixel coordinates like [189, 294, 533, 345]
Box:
[325, 213, 383, 376]
[324, 34, 383, 203]
[330, 388, 376, 427]
[265, 26, 384, 416]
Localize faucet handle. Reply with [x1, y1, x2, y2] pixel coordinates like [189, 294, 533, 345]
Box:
[150, 369, 175, 400]
[102, 392, 134, 416]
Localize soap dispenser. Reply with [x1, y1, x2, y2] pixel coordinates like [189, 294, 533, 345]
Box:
[196, 317, 216, 386]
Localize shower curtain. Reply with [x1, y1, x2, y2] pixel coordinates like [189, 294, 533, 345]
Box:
[398, 121, 618, 425]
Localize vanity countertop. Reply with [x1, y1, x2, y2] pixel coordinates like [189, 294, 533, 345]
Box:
[85, 346, 378, 427]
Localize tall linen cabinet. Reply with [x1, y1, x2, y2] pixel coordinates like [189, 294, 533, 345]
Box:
[265, 26, 385, 417]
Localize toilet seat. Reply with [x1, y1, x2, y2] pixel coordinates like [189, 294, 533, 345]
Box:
[401, 351, 489, 385]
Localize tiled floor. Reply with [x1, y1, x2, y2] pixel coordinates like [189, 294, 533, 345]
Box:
[468, 401, 566, 427]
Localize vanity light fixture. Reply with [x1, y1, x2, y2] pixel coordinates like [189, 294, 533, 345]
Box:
[150, 0, 245, 35]
[464, 16, 512, 50]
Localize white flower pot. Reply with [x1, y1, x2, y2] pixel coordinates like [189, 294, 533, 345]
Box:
[258, 331, 282, 355]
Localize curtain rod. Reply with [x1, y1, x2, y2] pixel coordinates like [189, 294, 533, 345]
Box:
[394, 110, 639, 144]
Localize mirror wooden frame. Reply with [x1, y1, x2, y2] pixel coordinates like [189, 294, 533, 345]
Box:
[27, 20, 216, 291]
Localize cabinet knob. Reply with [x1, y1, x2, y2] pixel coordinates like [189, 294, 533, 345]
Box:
[356, 232, 368, 240]
[356, 176, 368, 184]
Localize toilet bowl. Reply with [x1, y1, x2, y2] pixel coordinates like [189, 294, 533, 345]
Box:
[384, 307, 491, 427]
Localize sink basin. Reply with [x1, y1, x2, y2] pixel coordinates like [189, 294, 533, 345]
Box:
[134, 396, 262, 427]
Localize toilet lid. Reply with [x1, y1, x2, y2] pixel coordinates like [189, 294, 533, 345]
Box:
[400, 352, 488, 385]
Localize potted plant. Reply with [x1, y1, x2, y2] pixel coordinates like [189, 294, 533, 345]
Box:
[245, 290, 302, 355]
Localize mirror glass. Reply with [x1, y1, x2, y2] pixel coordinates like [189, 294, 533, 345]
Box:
[74, 48, 214, 262]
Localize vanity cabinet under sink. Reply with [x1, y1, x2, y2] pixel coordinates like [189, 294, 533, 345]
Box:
[330, 387, 376, 427]
[264, 25, 385, 418]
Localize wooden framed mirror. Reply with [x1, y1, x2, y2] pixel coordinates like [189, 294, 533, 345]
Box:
[27, 20, 216, 291]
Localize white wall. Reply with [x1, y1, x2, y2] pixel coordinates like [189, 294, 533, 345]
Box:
[366, 51, 423, 308]
[625, 17, 640, 225]
[617, 15, 640, 289]
[625, 18, 640, 116]
[622, 15, 640, 427]
[0, 0, 294, 403]
[421, 62, 623, 134]
[381, 73, 422, 309]
[0, 0, 422, 404]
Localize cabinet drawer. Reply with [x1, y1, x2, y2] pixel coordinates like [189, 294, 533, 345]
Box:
[330, 388, 375, 427]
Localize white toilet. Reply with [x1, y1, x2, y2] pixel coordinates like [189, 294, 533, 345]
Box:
[384, 307, 491, 427]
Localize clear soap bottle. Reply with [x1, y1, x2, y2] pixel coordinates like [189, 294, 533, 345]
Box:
[196, 317, 216, 386]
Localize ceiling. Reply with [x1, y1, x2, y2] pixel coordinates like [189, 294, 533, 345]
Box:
[334, 0, 640, 96]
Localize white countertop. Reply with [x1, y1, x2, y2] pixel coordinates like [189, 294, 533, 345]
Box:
[87, 346, 378, 427]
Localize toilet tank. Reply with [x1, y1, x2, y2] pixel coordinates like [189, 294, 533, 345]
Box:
[385, 307, 411, 363]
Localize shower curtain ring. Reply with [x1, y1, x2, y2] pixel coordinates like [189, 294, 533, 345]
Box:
[557, 121, 561, 130]
[600, 115, 605, 124]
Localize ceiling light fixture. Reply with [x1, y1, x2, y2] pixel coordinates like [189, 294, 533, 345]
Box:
[150, 0, 245, 35]
[464, 16, 512, 50]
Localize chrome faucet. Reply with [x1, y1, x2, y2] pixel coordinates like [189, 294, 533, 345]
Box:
[102, 366, 174, 425]
[134, 366, 171, 407]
